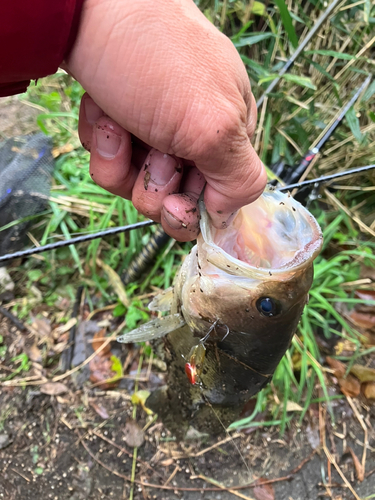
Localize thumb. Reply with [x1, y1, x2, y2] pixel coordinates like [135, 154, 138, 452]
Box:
[198, 135, 267, 229]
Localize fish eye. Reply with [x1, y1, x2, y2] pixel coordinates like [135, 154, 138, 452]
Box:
[256, 297, 280, 317]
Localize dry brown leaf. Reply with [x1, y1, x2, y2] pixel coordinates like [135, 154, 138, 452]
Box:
[363, 331, 375, 346]
[92, 328, 111, 356]
[362, 382, 375, 400]
[40, 382, 68, 396]
[326, 357, 361, 397]
[348, 310, 375, 329]
[285, 401, 303, 412]
[89, 356, 118, 389]
[346, 446, 364, 482]
[32, 317, 52, 338]
[253, 479, 275, 500]
[26, 343, 42, 363]
[350, 364, 375, 383]
[123, 420, 145, 448]
[326, 357, 346, 378]
[355, 289, 375, 302]
[338, 375, 361, 398]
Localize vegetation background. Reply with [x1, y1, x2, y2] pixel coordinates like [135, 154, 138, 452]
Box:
[0, 1, 375, 499]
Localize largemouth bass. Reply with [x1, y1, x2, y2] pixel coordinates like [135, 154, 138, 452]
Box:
[118, 186, 323, 436]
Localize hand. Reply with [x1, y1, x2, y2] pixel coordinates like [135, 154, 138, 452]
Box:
[64, 0, 267, 241]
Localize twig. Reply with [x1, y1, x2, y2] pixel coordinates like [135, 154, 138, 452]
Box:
[197, 473, 255, 500]
[346, 396, 368, 478]
[324, 188, 375, 238]
[93, 430, 162, 477]
[195, 433, 242, 457]
[10, 468, 30, 482]
[320, 403, 360, 500]
[79, 428, 316, 493]
[323, 446, 361, 500]
[164, 465, 179, 486]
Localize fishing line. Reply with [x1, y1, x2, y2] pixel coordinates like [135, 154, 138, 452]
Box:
[201, 393, 253, 478]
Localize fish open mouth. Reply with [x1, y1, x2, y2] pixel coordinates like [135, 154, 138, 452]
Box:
[200, 187, 323, 274]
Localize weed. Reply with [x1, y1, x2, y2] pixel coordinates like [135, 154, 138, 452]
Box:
[1, 0, 374, 432]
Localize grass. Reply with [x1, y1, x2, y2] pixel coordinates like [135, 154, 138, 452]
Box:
[1, 0, 375, 433]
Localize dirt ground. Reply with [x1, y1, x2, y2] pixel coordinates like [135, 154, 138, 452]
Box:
[1, 315, 375, 500]
[0, 96, 39, 140]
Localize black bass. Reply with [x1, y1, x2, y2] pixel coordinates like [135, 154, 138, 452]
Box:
[118, 186, 323, 436]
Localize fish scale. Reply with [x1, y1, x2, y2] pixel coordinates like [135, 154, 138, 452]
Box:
[118, 186, 322, 437]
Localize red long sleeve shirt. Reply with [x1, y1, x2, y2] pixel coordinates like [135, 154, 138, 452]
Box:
[0, 0, 84, 97]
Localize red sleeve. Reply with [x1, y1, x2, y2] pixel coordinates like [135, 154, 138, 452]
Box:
[0, 0, 85, 97]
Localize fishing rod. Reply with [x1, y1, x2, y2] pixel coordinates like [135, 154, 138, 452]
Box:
[284, 75, 372, 185]
[256, 0, 342, 108]
[126, 0, 358, 284]
[0, 164, 374, 265]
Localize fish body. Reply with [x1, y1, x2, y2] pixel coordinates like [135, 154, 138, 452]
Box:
[118, 186, 323, 435]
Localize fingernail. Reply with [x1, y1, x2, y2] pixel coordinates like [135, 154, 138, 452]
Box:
[146, 150, 181, 186]
[96, 125, 121, 159]
[162, 209, 183, 230]
[84, 98, 103, 124]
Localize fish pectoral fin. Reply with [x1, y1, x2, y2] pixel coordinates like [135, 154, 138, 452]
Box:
[148, 287, 174, 312]
[117, 313, 185, 343]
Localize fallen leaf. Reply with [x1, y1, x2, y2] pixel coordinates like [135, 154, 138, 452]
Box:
[338, 375, 361, 398]
[89, 356, 119, 389]
[92, 328, 111, 355]
[32, 317, 52, 339]
[363, 331, 375, 346]
[123, 420, 145, 448]
[355, 289, 375, 302]
[285, 401, 303, 412]
[326, 357, 346, 378]
[350, 364, 375, 383]
[345, 446, 364, 482]
[326, 357, 361, 397]
[26, 342, 42, 363]
[253, 479, 275, 500]
[362, 382, 375, 400]
[348, 310, 375, 329]
[40, 382, 68, 396]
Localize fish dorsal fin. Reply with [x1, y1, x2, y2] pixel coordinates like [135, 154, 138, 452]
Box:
[117, 313, 185, 343]
[148, 287, 174, 312]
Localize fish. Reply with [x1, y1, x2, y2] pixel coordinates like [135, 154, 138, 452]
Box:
[117, 186, 323, 436]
